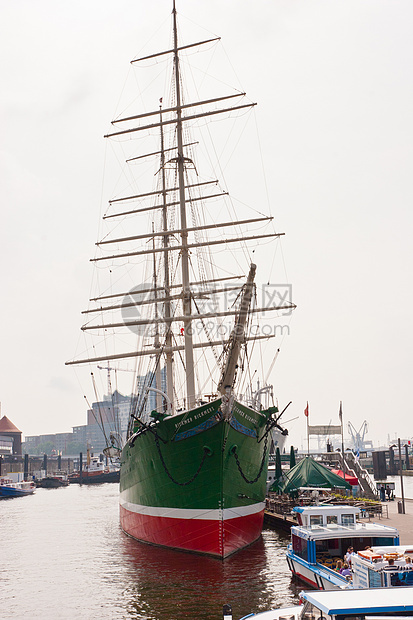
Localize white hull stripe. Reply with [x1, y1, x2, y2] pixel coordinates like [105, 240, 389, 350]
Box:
[119, 498, 265, 521]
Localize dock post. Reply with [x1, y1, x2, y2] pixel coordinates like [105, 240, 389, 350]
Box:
[43, 453, 47, 475]
[24, 454, 29, 480]
[79, 452, 83, 484]
[389, 446, 396, 475]
[223, 604, 232, 620]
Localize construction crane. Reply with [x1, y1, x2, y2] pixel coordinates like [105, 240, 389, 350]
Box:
[97, 365, 136, 373]
[348, 420, 373, 452]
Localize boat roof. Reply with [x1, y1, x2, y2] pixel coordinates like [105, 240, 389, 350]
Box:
[301, 586, 413, 614]
[293, 505, 360, 515]
[291, 521, 398, 540]
[369, 544, 413, 555]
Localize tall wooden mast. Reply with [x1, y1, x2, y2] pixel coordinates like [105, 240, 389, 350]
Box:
[173, 1, 196, 409]
[65, 5, 297, 413]
[159, 102, 174, 412]
[218, 263, 256, 395]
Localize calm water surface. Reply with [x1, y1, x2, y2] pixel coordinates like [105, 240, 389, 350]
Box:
[387, 475, 413, 499]
[1, 484, 300, 619]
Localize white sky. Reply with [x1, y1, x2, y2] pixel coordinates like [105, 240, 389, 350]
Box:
[1, 0, 412, 449]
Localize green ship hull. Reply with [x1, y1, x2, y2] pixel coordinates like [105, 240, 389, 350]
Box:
[120, 398, 275, 558]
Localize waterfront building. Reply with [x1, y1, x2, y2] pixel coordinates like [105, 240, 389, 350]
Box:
[0, 435, 13, 455]
[21, 369, 165, 455]
[0, 416, 22, 455]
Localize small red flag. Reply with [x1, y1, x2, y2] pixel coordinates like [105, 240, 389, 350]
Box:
[304, 402, 309, 417]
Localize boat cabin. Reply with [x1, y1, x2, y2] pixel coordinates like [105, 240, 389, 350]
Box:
[293, 505, 361, 528]
[290, 506, 399, 570]
[239, 585, 413, 619]
[352, 544, 413, 588]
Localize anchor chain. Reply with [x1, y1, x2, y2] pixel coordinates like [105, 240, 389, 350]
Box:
[155, 435, 211, 486]
[231, 433, 268, 484]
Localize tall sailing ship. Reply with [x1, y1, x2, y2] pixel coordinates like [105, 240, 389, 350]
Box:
[67, 3, 294, 558]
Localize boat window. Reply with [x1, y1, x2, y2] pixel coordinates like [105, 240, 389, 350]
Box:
[301, 603, 332, 620]
[310, 515, 323, 526]
[368, 567, 382, 588]
[327, 515, 338, 524]
[292, 534, 308, 561]
[341, 514, 355, 525]
[315, 540, 329, 553]
[372, 537, 395, 546]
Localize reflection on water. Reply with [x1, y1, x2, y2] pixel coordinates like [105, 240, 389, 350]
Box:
[0, 484, 300, 620]
[120, 528, 300, 619]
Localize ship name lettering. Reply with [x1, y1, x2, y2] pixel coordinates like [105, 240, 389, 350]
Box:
[234, 407, 256, 425]
[234, 405, 266, 421]
[194, 406, 214, 420]
[174, 417, 193, 429]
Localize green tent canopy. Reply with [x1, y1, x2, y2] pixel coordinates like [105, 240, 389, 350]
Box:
[273, 456, 351, 494]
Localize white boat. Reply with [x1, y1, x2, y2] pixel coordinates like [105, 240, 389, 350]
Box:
[235, 586, 413, 620]
[286, 505, 399, 590]
[351, 544, 413, 588]
[0, 477, 35, 497]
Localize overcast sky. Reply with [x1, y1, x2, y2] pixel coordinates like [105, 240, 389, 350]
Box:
[1, 0, 412, 450]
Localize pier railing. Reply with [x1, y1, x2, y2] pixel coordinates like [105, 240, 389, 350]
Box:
[344, 452, 379, 499]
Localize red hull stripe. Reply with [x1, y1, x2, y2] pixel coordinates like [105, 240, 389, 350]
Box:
[120, 504, 264, 558]
[294, 572, 318, 588]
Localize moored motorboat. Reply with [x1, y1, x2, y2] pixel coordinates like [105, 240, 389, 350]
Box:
[235, 585, 413, 620]
[68, 455, 120, 484]
[36, 472, 69, 488]
[351, 544, 413, 588]
[286, 505, 399, 590]
[0, 477, 35, 497]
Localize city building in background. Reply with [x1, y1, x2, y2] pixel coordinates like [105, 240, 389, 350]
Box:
[0, 415, 22, 455]
[22, 369, 165, 455]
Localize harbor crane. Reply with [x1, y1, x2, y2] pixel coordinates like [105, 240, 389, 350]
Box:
[348, 420, 373, 452]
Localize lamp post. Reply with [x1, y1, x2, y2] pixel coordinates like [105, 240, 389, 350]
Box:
[339, 401, 345, 479]
[398, 437, 406, 514]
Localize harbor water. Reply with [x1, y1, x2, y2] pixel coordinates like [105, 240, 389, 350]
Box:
[386, 475, 413, 499]
[1, 484, 300, 620]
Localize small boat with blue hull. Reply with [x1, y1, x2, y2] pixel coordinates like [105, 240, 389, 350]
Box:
[286, 505, 399, 590]
[0, 477, 35, 497]
[236, 585, 413, 620]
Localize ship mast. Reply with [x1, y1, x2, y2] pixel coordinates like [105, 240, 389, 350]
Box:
[151, 223, 162, 412]
[218, 263, 256, 395]
[172, 1, 195, 409]
[66, 6, 297, 407]
[159, 102, 174, 412]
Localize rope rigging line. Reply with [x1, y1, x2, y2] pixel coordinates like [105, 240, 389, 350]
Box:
[90, 372, 112, 448]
